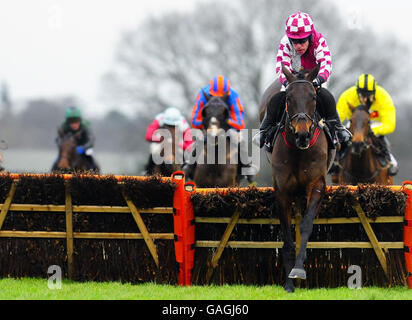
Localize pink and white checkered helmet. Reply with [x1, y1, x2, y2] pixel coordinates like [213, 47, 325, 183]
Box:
[285, 12, 314, 39]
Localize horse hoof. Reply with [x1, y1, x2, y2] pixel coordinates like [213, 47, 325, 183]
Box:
[283, 284, 295, 293]
[288, 268, 306, 280]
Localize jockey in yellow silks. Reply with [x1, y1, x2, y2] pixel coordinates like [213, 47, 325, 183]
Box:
[333, 74, 398, 176]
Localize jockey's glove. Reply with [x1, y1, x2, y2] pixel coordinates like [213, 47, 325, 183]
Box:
[313, 76, 325, 89]
[76, 146, 85, 155]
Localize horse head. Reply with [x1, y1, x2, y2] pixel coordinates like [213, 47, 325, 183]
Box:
[282, 64, 320, 150]
[348, 103, 371, 156]
[152, 124, 182, 176]
[201, 92, 230, 139]
[161, 124, 178, 164]
[57, 130, 81, 170]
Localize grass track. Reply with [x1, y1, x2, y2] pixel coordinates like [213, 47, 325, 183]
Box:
[0, 278, 412, 300]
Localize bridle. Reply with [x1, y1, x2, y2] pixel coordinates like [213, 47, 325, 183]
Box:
[285, 79, 318, 137]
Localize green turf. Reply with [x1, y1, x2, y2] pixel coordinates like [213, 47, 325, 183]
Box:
[0, 278, 411, 300]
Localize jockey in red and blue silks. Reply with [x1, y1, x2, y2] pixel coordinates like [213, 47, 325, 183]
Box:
[191, 76, 245, 131]
[187, 76, 258, 185]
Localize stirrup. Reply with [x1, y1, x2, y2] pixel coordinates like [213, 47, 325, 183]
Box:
[388, 164, 399, 176]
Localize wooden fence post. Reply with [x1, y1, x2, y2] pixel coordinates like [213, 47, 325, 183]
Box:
[352, 199, 389, 278]
[205, 209, 240, 285]
[65, 182, 75, 279]
[123, 190, 159, 268]
[0, 180, 17, 230]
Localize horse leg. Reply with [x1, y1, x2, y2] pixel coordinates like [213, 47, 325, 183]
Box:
[277, 198, 296, 293]
[289, 178, 325, 279]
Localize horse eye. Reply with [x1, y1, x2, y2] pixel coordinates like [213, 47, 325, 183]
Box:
[312, 95, 317, 101]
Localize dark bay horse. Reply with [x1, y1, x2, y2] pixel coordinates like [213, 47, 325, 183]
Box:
[192, 94, 239, 187]
[52, 130, 99, 173]
[337, 104, 393, 185]
[151, 125, 183, 176]
[268, 65, 335, 292]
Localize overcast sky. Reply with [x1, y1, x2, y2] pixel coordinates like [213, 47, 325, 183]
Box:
[0, 0, 411, 117]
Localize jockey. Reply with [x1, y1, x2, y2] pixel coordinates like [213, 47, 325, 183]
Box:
[255, 12, 352, 151]
[191, 75, 245, 130]
[189, 76, 257, 184]
[52, 106, 99, 171]
[143, 107, 193, 175]
[332, 74, 398, 176]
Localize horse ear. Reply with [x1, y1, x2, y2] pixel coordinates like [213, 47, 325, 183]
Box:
[347, 102, 356, 111]
[281, 63, 296, 84]
[203, 90, 212, 102]
[223, 93, 230, 104]
[58, 128, 64, 138]
[306, 64, 320, 82]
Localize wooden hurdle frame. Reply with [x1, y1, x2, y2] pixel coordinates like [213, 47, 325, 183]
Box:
[194, 185, 406, 285]
[0, 174, 177, 280]
[0, 173, 410, 288]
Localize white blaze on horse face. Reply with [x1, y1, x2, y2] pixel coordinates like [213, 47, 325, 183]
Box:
[208, 117, 219, 137]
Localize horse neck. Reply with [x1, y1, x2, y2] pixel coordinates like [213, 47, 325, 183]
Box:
[58, 140, 77, 168]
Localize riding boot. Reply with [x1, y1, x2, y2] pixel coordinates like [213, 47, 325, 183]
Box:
[252, 112, 272, 151]
[253, 91, 286, 151]
[317, 88, 352, 149]
[379, 136, 399, 176]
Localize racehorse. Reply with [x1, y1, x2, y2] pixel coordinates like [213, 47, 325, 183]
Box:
[336, 104, 393, 185]
[266, 64, 335, 292]
[52, 130, 99, 173]
[191, 93, 239, 187]
[151, 125, 183, 176]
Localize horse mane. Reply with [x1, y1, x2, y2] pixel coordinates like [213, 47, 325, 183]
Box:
[354, 104, 369, 113]
[205, 96, 229, 110]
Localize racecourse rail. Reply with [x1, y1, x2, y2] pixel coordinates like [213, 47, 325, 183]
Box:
[0, 172, 411, 288]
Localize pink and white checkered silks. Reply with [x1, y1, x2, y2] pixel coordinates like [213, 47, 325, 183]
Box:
[285, 12, 314, 39]
[275, 31, 332, 85]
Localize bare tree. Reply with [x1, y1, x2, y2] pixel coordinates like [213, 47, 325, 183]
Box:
[102, 0, 410, 123]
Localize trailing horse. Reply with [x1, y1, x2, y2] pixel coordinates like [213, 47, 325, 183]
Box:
[51, 130, 99, 173]
[191, 93, 239, 188]
[267, 64, 335, 292]
[151, 125, 183, 177]
[336, 104, 393, 185]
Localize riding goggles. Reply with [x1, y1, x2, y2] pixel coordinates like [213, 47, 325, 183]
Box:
[289, 36, 311, 45]
[357, 90, 375, 99]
